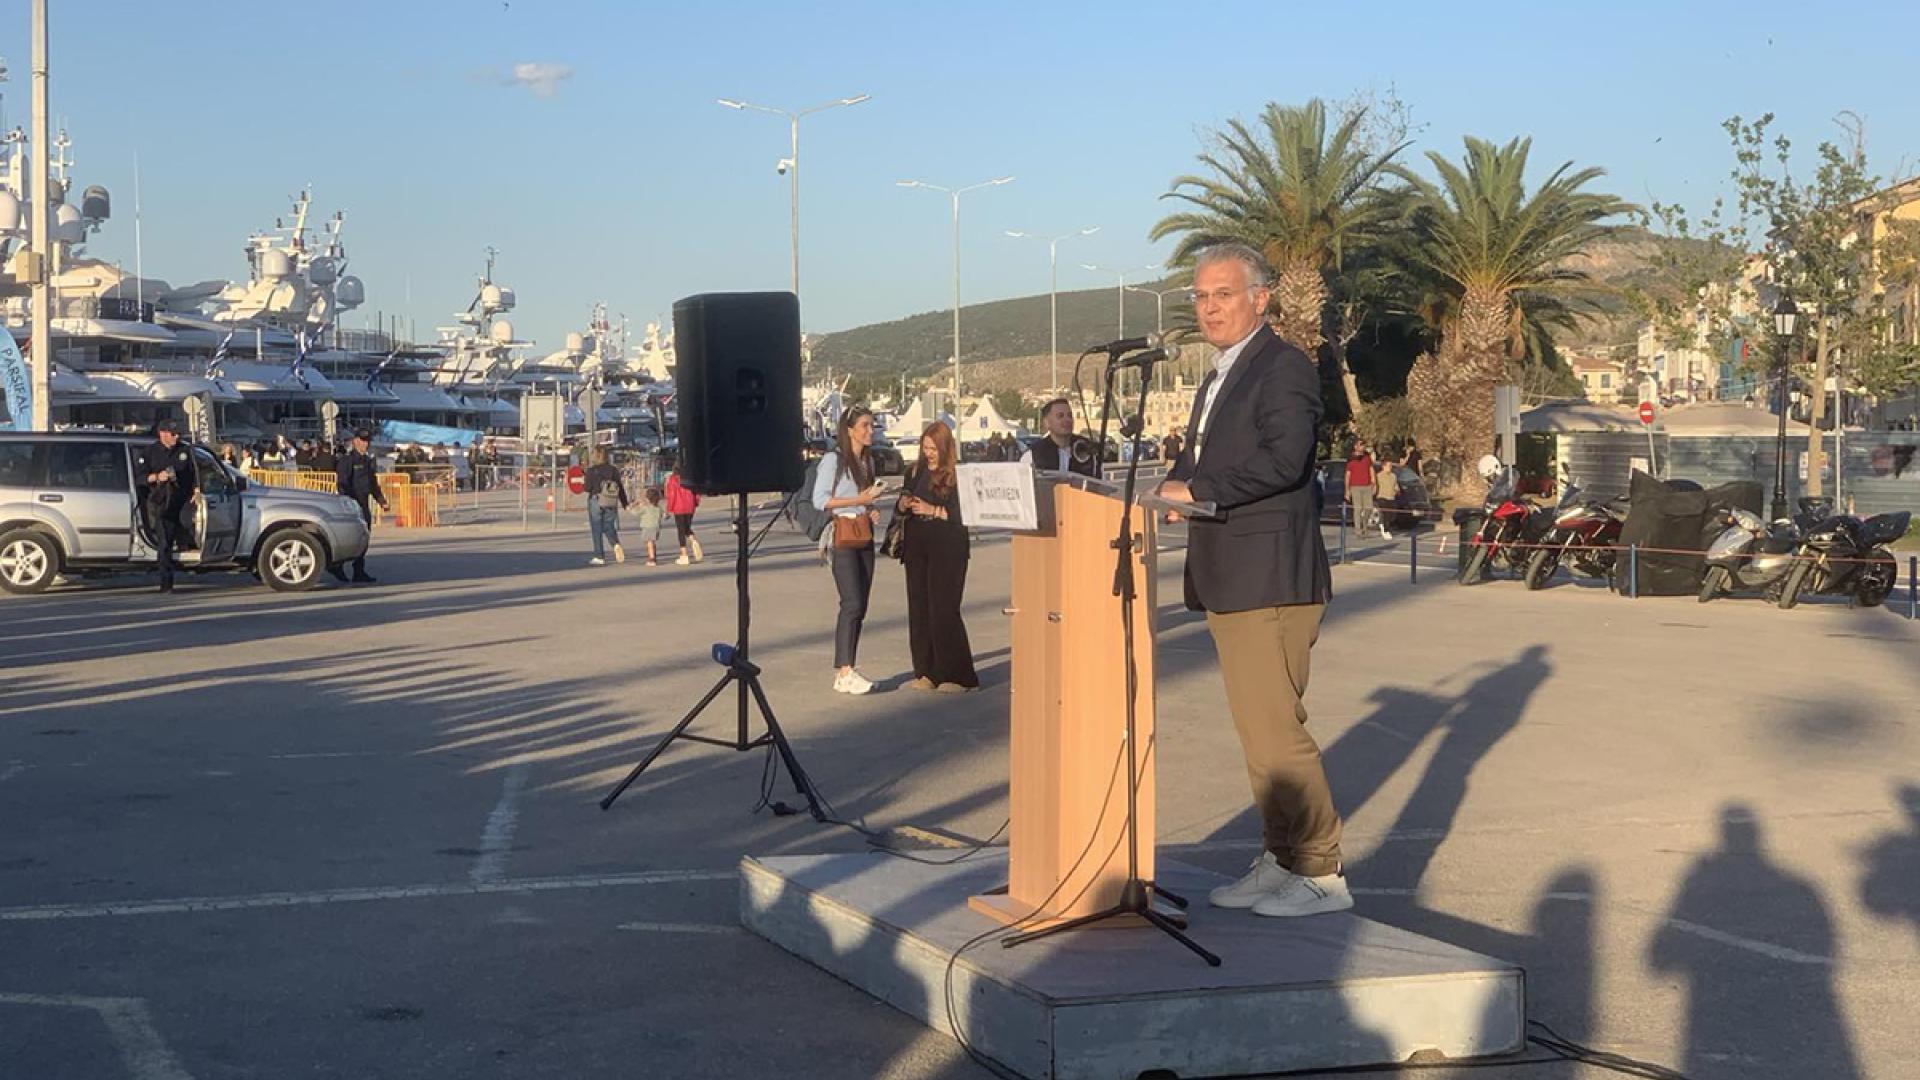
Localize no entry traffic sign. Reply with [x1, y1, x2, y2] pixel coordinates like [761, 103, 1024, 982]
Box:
[1638, 401, 1656, 426]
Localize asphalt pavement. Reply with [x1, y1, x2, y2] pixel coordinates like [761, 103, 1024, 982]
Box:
[3, 505, 1917, 1079]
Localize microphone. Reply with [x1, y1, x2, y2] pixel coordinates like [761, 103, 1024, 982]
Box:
[1088, 332, 1161, 354]
[1110, 345, 1173, 370]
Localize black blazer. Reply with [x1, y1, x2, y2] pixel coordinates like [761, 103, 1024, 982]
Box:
[1167, 325, 1332, 613]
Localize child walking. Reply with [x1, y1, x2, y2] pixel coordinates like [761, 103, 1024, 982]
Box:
[636, 486, 666, 566]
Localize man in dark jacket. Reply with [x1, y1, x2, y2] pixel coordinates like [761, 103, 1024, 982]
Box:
[1020, 398, 1100, 478]
[133, 419, 198, 593]
[1159, 242, 1345, 919]
[331, 429, 389, 584]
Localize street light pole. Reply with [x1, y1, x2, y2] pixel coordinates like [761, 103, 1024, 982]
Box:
[1007, 226, 1099, 392]
[1771, 294, 1798, 522]
[899, 175, 1014, 400]
[1084, 263, 1159, 402]
[716, 94, 870, 303]
[28, 0, 51, 431]
[1127, 284, 1185, 392]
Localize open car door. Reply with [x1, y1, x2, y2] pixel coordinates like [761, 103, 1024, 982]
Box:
[192, 448, 242, 563]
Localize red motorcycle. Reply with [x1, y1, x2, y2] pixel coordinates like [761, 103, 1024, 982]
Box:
[1522, 485, 1628, 590]
[1457, 474, 1555, 585]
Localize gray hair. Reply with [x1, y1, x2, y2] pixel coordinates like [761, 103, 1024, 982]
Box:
[1192, 242, 1274, 289]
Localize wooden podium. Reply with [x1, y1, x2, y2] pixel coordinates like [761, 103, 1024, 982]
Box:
[969, 479, 1164, 928]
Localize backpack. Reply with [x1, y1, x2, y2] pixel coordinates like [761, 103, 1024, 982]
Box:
[597, 475, 622, 509]
[793, 456, 834, 542]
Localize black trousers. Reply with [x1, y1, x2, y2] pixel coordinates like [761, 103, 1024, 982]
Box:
[831, 543, 874, 669]
[904, 543, 976, 687]
[351, 502, 373, 574]
[155, 513, 182, 587]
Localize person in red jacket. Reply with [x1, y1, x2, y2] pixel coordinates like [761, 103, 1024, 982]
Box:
[664, 469, 704, 565]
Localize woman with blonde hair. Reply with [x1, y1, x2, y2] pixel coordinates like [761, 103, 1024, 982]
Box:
[897, 421, 977, 691]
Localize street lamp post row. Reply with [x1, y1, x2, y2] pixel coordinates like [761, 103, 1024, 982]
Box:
[898, 176, 1015, 400]
[1006, 226, 1099, 393]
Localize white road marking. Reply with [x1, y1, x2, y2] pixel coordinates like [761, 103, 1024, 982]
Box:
[0, 763, 25, 784]
[471, 763, 529, 885]
[615, 921, 740, 935]
[0, 992, 194, 1080]
[265, 751, 383, 760]
[1644, 915, 1834, 966]
[0, 869, 733, 922]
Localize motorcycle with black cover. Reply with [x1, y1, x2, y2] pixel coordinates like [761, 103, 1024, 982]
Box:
[1775, 509, 1910, 610]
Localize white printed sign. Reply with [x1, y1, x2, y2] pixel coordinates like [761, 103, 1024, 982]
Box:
[956, 462, 1038, 531]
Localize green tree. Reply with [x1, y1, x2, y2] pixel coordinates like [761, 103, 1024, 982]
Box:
[1396, 137, 1635, 487]
[1151, 98, 1407, 419]
[1721, 114, 1879, 495]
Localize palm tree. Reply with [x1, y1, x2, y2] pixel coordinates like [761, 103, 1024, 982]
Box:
[1397, 137, 1635, 482]
[1151, 99, 1406, 419]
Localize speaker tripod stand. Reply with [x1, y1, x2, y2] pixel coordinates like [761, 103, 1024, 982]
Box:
[600, 492, 825, 820]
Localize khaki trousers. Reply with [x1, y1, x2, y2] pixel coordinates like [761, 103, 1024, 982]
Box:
[1204, 603, 1342, 877]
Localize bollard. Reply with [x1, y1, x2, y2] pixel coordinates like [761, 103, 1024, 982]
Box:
[1338, 512, 1348, 565]
[1409, 531, 1418, 583]
[1628, 544, 1639, 600]
[1910, 555, 1917, 621]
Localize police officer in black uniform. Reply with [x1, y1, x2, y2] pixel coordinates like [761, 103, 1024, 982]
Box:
[133, 419, 198, 594]
[1020, 397, 1101, 478]
[331, 428, 390, 584]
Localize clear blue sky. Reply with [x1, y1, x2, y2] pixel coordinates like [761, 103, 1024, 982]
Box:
[22, 0, 1920, 352]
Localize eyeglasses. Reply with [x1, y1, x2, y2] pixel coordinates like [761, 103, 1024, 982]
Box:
[1186, 285, 1265, 307]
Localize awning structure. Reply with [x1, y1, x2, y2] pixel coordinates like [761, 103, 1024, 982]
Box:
[210, 360, 336, 398]
[371, 381, 473, 413]
[83, 371, 245, 405]
[1521, 402, 1642, 433]
[1659, 402, 1815, 437]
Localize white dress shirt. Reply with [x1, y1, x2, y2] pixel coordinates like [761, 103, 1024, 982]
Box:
[1194, 325, 1261, 462]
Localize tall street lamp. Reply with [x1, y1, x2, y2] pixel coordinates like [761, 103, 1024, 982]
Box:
[899, 175, 1015, 399]
[1083, 263, 1159, 404]
[1126, 283, 1187, 391]
[1081, 262, 1161, 338]
[717, 94, 870, 306]
[1771, 293, 1797, 521]
[1006, 226, 1099, 393]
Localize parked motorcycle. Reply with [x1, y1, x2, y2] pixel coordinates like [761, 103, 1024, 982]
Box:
[1697, 507, 1804, 603]
[1457, 472, 1555, 585]
[1522, 486, 1627, 590]
[1775, 509, 1910, 609]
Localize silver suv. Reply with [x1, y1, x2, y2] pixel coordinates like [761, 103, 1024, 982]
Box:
[0, 432, 371, 594]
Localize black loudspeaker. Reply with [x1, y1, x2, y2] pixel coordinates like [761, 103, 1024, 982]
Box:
[672, 292, 805, 495]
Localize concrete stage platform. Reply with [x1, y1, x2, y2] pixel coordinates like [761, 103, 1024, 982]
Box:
[740, 851, 1524, 1080]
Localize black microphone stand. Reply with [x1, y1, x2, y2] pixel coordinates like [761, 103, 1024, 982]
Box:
[1002, 350, 1220, 966]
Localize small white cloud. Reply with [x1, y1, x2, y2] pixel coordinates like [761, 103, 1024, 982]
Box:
[505, 61, 573, 98]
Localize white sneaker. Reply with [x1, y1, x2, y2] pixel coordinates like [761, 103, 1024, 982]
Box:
[675, 553, 691, 566]
[842, 669, 874, 695]
[832, 671, 850, 694]
[588, 557, 606, 566]
[1251, 872, 1354, 917]
[1207, 851, 1296, 909]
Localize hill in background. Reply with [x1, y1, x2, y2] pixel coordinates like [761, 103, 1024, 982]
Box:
[809, 229, 1718, 395]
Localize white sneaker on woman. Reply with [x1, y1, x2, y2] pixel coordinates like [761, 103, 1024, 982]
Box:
[841, 670, 874, 695]
[1207, 851, 1296, 909]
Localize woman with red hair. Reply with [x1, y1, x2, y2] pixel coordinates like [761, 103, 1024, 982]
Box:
[896, 421, 978, 691]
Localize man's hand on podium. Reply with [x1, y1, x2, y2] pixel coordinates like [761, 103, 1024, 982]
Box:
[1157, 478, 1192, 523]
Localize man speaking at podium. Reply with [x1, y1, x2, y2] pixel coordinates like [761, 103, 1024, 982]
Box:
[1156, 242, 1348, 918]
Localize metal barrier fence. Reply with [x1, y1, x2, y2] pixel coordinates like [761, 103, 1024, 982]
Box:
[249, 469, 439, 528]
[1319, 518, 1920, 619]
